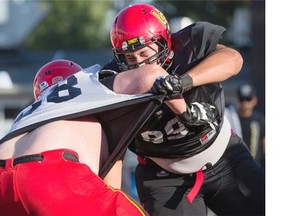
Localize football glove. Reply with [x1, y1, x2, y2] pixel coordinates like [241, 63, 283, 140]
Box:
[177, 102, 218, 130]
[150, 74, 193, 99]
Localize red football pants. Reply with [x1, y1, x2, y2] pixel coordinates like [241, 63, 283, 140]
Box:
[0, 149, 148, 216]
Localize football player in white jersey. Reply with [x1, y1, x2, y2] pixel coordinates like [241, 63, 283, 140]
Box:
[0, 57, 189, 215]
[0, 59, 165, 215]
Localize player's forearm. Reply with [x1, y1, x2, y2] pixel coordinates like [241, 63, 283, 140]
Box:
[114, 64, 188, 115]
[164, 96, 187, 115]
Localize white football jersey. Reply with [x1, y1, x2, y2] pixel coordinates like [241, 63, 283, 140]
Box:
[0, 64, 152, 143]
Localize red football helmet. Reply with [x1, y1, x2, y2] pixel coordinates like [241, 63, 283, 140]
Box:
[33, 59, 82, 99]
[110, 3, 173, 70]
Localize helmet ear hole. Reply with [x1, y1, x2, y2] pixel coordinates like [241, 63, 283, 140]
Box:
[110, 3, 172, 71]
[33, 59, 82, 99]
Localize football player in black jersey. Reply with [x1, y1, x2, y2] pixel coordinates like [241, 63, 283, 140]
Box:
[100, 3, 265, 216]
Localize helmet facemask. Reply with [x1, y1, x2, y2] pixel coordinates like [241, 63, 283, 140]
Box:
[113, 34, 174, 71]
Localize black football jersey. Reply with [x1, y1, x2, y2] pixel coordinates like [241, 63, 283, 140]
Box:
[103, 21, 227, 158]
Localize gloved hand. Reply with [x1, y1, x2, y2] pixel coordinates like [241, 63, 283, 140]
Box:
[177, 102, 218, 129]
[150, 74, 193, 99]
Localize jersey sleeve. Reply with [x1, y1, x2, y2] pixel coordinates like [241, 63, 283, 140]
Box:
[102, 59, 121, 72]
[171, 21, 226, 74]
[99, 74, 117, 91]
[191, 21, 226, 60]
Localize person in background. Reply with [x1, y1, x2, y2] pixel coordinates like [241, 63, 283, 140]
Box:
[121, 149, 139, 200]
[224, 102, 243, 137]
[237, 83, 265, 169]
[101, 3, 265, 216]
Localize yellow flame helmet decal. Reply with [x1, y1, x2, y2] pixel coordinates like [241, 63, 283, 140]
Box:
[150, 9, 169, 29]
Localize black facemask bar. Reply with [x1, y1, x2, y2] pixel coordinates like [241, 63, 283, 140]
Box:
[112, 35, 173, 71]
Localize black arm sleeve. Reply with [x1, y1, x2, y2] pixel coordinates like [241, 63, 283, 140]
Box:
[102, 59, 121, 72]
[99, 74, 117, 91]
[101, 59, 122, 90]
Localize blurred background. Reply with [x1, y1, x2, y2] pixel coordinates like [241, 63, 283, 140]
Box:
[0, 0, 265, 201]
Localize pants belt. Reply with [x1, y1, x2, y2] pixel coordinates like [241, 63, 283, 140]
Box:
[0, 151, 79, 167]
[137, 156, 204, 204]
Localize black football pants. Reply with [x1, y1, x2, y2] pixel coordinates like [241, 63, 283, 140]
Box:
[135, 133, 265, 216]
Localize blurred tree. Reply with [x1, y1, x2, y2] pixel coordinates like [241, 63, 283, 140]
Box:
[154, 0, 250, 45]
[23, 0, 252, 49]
[23, 0, 113, 50]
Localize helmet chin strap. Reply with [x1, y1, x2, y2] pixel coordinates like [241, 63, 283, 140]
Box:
[120, 49, 174, 71]
[161, 50, 174, 71]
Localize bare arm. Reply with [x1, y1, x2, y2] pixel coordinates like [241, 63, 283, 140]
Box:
[113, 64, 187, 115]
[187, 44, 243, 87]
[113, 64, 168, 94]
[103, 159, 123, 189]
